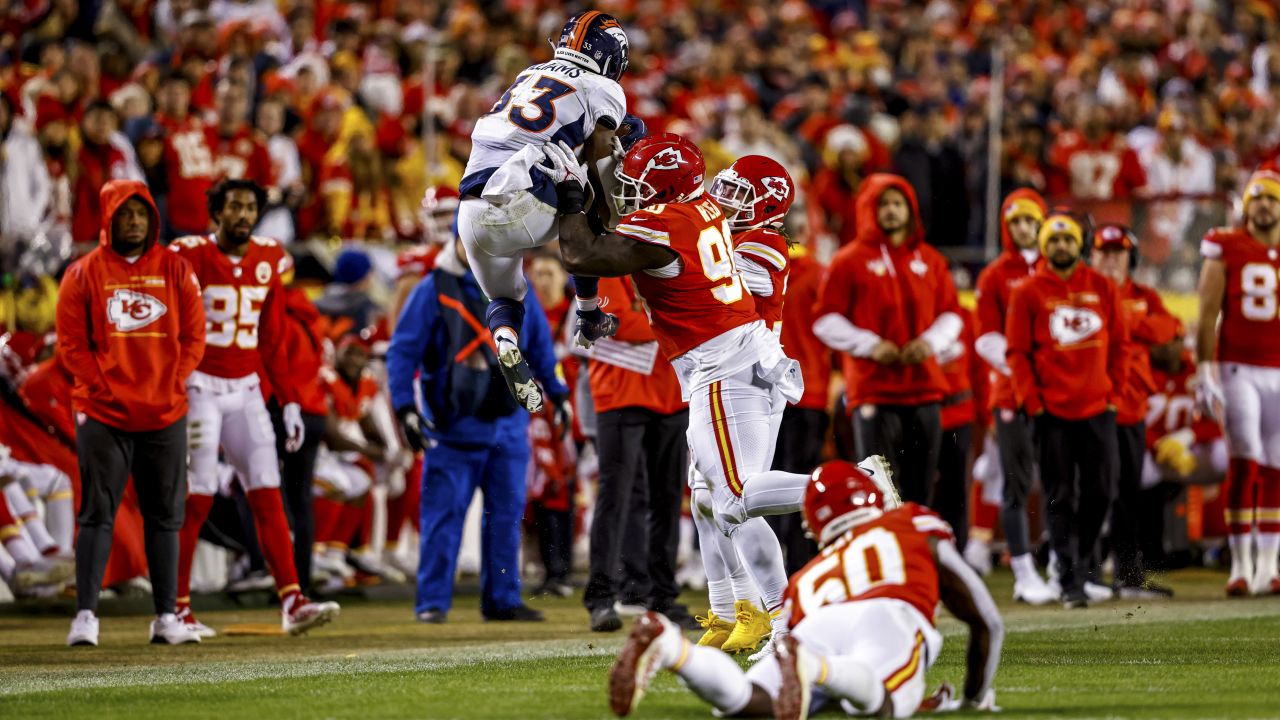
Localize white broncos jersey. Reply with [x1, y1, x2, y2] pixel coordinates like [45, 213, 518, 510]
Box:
[460, 60, 626, 204]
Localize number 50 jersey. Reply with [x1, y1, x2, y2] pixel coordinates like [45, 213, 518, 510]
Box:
[619, 197, 759, 360]
[1202, 226, 1280, 368]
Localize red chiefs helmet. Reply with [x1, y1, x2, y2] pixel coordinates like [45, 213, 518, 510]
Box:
[420, 185, 461, 244]
[709, 155, 795, 232]
[613, 133, 706, 214]
[803, 459, 894, 546]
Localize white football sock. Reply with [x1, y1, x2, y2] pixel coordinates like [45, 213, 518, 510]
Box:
[671, 642, 754, 714]
[743, 471, 809, 517]
[706, 578, 735, 619]
[1229, 533, 1254, 581]
[1255, 533, 1279, 579]
[0, 545, 14, 581]
[1010, 553, 1042, 585]
[693, 511, 734, 617]
[727, 557, 758, 606]
[729, 517, 788, 619]
[3, 531, 41, 566]
[21, 519, 57, 556]
[808, 647, 886, 713]
[45, 497, 74, 552]
[575, 296, 599, 312]
[494, 327, 519, 347]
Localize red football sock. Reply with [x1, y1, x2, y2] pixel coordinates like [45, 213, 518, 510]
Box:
[177, 493, 216, 605]
[405, 456, 422, 533]
[1225, 458, 1260, 536]
[246, 488, 300, 598]
[1258, 466, 1280, 534]
[385, 490, 408, 547]
[313, 496, 345, 545]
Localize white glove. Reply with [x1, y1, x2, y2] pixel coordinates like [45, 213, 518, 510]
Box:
[533, 140, 589, 187]
[283, 402, 305, 453]
[1196, 362, 1226, 424]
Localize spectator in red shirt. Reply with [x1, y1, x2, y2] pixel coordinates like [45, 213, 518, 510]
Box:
[71, 101, 131, 246]
[209, 80, 273, 186]
[1006, 211, 1129, 608]
[155, 71, 218, 239]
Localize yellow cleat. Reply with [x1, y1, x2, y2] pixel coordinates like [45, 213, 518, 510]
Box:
[695, 611, 736, 648]
[720, 600, 772, 654]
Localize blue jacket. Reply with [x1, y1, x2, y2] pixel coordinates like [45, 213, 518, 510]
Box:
[387, 265, 566, 448]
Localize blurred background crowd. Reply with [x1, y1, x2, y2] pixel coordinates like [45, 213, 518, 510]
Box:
[0, 0, 1255, 605]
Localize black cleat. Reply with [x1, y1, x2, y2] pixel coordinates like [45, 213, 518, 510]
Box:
[591, 605, 623, 632]
[416, 610, 448, 624]
[483, 604, 546, 622]
[497, 340, 544, 413]
[574, 308, 620, 349]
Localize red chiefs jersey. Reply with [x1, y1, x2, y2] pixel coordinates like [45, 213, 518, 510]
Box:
[1145, 353, 1223, 450]
[619, 197, 758, 359]
[1046, 131, 1147, 200]
[734, 227, 789, 331]
[320, 366, 379, 421]
[162, 117, 218, 234]
[169, 234, 298, 403]
[1202, 227, 1280, 368]
[784, 503, 953, 629]
[209, 126, 274, 186]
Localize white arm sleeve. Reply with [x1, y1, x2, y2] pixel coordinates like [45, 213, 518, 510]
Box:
[919, 311, 963, 356]
[974, 331, 1011, 377]
[937, 538, 1004, 701]
[736, 254, 773, 297]
[813, 312, 882, 357]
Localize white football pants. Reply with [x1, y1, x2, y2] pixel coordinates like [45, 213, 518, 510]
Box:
[458, 194, 559, 303]
[187, 371, 281, 495]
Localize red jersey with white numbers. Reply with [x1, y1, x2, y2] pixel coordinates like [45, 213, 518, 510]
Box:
[162, 117, 218, 234]
[784, 503, 953, 629]
[1145, 352, 1223, 450]
[209, 126, 274, 186]
[734, 227, 789, 332]
[618, 197, 758, 359]
[170, 234, 298, 403]
[1201, 227, 1280, 368]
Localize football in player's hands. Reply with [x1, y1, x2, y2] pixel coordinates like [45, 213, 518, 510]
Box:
[870, 339, 900, 365]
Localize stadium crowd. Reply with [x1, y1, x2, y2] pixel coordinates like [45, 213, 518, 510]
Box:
[0, 0, 1264, 649]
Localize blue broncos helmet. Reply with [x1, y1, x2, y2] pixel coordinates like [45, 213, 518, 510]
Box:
[553, 11, 629, 82]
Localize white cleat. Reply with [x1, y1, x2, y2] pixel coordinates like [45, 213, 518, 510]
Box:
[963, 539, 993, 577]
[150, 613, 201, 644]
[608, 612, 678, 717]
[856, 455, 902, 508]
[314, 551, 355, 580]
[1084, 581, 1115, 602]
[176, 606, 217, 639]
[283, 596, 341, 636]
[747, 630, 782, 663]
[15, 555, 75, 592]
[67, 610, 100, 647]
[1013, 577, 1059, 605]
[382, 548, 418, 580]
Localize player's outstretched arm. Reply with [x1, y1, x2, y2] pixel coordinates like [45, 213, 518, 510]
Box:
[1195, 258, 1225, 364]
[934, 538, 1004, 709]
[558, 208, 676, 278]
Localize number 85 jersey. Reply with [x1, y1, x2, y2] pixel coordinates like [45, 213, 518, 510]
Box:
[620, 197, 759, 360]
[1202, 227, 1280, 368]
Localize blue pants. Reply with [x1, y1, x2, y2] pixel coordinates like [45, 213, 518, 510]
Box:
[416, 436, 529, 614]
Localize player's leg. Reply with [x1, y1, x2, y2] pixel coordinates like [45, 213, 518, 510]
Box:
[934, 424, 971, 549]
[415, 443, 480, 618]
[3, 482, 57, 556]
[966, 432, 1002, 575]
[609, 611, 772, 718]
[898, 404, 944, 507]
[854, 405, 907, 492]
[996, 409, 1054, 602]
[691, 484, 736, 647]
[177, 385, 223, 620]
[1252, 366, 1280, 594]
[1074, 412, 1119, 600]
[477, 428, 533, 618]
[1112, 421, 1149, 590]
[584, 407, 648, 629]
[19, 464, 74, 552]
[643, 408, 688, 619]
[274, 406, 325, 592]
[128, 417, 189, 619]
[1222, 363, 1264, 594]
[1037, 413, 1082, 604]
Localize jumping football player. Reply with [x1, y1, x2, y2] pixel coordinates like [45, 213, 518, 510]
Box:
[457, 10, 635, 413]
[171, 178, 339, 635]
[1197, 168, 1280, 596]
[608, 460, 1003, 719]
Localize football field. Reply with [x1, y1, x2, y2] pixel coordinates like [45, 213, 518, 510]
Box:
[2, 569, 1279, 719]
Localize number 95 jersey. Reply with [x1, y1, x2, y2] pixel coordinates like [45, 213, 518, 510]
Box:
[619, 197, 759, 360]
[783, 503, 954, 630]
[1202, 227, 1280, 368]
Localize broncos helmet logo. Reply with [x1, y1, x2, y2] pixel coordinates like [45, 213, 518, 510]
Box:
[646, 148, 687, 173]
[761, 175, 790, 201]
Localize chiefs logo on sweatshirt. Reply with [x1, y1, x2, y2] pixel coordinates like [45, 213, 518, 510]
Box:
[1049, 305, 1103, 346]
[107, 289, 169, 332]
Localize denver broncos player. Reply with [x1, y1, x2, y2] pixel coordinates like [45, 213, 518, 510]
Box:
[608, 460, 1003, 719]
[170, 178, 339, 636]
[540, 134, 839, 659]
[457, 10, 636, 414]
[1197, 168, 1280, 596]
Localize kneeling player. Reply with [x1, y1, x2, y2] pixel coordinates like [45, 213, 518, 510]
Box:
[609, 460, 1003, 719]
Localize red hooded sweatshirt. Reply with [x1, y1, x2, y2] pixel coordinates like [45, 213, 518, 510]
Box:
[55, 180, 206, 432]
[974, 188, 1047, 412]
[1006, 261, 1129, 420]
[780, 247, 832, 411]
[814, 174, 961, 406]
[1113, 279, 1180, 426]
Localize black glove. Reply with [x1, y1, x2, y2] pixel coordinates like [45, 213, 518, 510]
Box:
[555, 179, 587, 215]
[397, 405, 433, 452]
[551, 394, 573, 440]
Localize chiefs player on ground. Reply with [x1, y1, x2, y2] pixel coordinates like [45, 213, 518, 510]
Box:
[171, 178, 339, 635]
[1197, 168, 1280, 596]
[541, 135, 834, 660]
[608, 460, 1002, 719]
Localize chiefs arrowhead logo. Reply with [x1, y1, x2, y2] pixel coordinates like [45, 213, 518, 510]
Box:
[107, 290, 168, 332]
[646, 147, 686, 172]
[1049, 305, 1103, 346]
[761, 175, 790, 201]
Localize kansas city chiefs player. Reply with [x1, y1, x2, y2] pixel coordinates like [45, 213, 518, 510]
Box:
[609, 460, 1003, 719]
[540, 135, 824, 658]
[688, 155, 801, 655]
[1197, 168, 1280, 596]
[170, 178, 339, 634]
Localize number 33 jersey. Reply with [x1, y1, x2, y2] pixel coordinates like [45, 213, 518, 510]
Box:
[170, 235, 295, 394]
[619, 197, 759, 360]
[1202, 227, 1280, 368]
[783, 503, 954, 630]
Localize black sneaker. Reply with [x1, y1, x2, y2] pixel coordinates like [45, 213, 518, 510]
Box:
[483, 604, 546, 622]
[590, 605, 622, 632]
[655, 603, 702, 632]
[1062, 589, 1089, 609]
[496, 340, 543, 413]
[416, 609, 448, 624]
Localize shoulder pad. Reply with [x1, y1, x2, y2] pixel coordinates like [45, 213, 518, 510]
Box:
[170, 235, 208, 251]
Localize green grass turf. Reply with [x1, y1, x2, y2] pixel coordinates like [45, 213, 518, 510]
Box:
[2, 568, 1279, 718]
